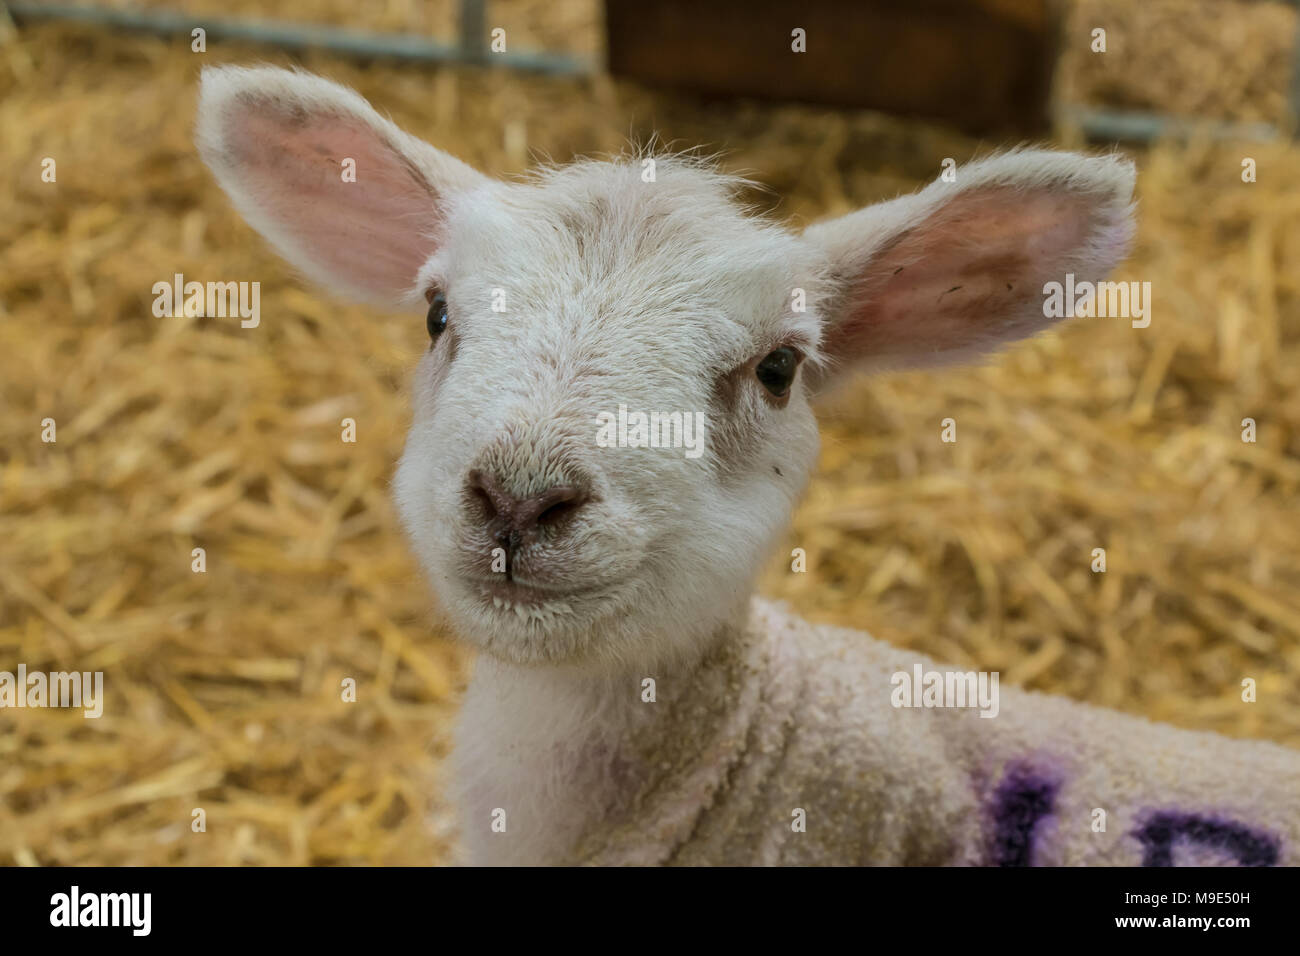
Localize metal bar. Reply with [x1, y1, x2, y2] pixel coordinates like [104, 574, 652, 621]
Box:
[4, 1, 592, 75]
[458, 0, 487, 64]
[1290, 1, 1300, 135]
[1067, 106, 1281, 144]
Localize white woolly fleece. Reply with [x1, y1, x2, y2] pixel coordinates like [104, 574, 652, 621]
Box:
[453, 598, 1300, 866]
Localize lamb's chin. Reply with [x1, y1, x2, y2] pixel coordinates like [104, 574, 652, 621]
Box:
[437, 577, 641, 666]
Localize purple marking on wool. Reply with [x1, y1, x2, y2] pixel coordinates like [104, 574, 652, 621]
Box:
[1136, 811, 1279, 867]
[990, 762, 1060, 866]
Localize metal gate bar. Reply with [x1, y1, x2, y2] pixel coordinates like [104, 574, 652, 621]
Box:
[3, 0, 593, 75]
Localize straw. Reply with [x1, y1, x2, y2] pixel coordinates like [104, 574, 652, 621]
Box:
[1, 2, 1296, 865]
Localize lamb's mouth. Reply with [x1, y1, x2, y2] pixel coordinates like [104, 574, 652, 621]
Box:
[469, 576, 607, 616]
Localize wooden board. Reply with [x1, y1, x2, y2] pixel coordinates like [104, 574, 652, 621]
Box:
[605, 0, 1057, 134]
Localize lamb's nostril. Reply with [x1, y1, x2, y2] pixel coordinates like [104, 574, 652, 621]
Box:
[467, 469, 508, 522]
[536, 500, 576, 526]
[470, 485, 497, 521]
[531, 488, 586, 528]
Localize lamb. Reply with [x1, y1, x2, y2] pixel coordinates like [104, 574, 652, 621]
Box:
[196, 65, 1300, 866]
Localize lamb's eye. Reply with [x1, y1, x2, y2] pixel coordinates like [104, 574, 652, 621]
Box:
[755, 347, 799, 397]
[426, 292, 449, 342]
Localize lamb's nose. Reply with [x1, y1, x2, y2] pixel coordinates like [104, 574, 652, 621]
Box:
[467, 470, 588, 542]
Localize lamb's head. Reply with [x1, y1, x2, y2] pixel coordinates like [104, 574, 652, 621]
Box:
[197, 66, 1135, 670]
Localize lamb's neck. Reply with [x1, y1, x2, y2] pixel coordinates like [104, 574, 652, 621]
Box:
[470, 613, 745, 741]
[453, 610, 770, 863]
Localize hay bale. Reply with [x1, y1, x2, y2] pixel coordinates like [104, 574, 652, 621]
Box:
[1059, 0, 1298, 126]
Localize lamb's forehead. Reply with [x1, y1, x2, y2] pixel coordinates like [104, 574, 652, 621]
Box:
[434, 159, 818, 345]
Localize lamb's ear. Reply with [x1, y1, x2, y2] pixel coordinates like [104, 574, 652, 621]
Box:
[803, 149, 1135, 390]
[196, 66, 488, 306]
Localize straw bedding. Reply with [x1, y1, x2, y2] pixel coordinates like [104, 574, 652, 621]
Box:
[0, 1, 1297, 865]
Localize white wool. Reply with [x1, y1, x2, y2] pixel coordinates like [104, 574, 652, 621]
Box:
[455, 599, 1300, 865]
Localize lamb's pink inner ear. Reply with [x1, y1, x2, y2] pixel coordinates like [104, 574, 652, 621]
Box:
[825, 187, 1098, 370]
[221, 100, 439, 301]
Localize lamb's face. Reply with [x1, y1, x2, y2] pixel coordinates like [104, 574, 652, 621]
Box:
[393, 161, 826, 666]
[197, 67, 1136, 671]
